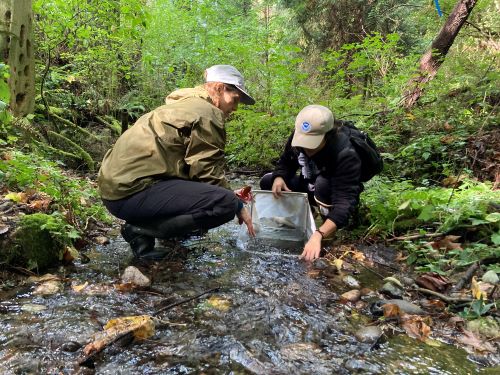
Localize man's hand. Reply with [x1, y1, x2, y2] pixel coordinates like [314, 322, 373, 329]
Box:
[237, 206, 256, 237]
[271, 177, 291, 198]
[299, 231, 322, 261]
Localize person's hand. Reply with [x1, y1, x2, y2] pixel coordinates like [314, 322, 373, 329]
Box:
[237, 206, 256, 237]
[299, 231, 322, 261]
[271, 177, 291, 198]
[234, 186, 253, 203]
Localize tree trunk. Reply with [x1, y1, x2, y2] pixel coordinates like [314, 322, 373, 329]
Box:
[402, 0, 478, 109]
[0, 0, 35, 116]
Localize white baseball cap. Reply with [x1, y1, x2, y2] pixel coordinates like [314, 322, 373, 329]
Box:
[205, 65, 255, 105]
[292, 105, 334, 149]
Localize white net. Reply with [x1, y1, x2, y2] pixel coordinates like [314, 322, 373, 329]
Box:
[237, 190, 316, 250]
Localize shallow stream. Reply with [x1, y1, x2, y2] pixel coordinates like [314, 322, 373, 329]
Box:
[0, 221, 496, 374]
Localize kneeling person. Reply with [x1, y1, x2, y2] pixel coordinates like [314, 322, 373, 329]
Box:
[260, 105, 363, 261]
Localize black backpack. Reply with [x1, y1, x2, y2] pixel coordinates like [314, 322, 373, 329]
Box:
[340, 121, 383, 182]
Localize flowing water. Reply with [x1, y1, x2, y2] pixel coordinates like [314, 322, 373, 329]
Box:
[0, 221, 496, 374]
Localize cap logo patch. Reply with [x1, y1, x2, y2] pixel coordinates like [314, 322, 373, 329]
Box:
[301, 121, 311, 132]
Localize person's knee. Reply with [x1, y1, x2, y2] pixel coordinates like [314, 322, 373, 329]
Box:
[260, 173, 273, 190]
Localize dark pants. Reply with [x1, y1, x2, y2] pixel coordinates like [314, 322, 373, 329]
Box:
[259, 173, 332, 207]
[103, 179, 238, 239]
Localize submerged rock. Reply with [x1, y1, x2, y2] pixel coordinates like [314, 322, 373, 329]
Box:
[342, 275, 360, 289]
[121, 266, 151, 287]
[341, 289, 361, 302]
[354, 325, 383, 344]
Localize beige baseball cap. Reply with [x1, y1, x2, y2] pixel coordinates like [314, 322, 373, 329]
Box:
[291, 105, 334, 149]
[205, 65, 255, 105]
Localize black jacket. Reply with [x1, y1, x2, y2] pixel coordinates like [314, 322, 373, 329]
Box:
[271, 122, 363, 228]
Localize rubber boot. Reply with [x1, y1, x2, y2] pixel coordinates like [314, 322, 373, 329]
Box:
[128, 214, 200, 239]
[120, 223, 166, 260]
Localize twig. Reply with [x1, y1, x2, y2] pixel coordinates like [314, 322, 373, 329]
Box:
[153, 287, 220, 316]
[387, 232, 444, 242]
[413, 287, 472, 304]
[357, 262, 385, 279]
[451, 262, 480, 292]
[78, 331, 134, 367]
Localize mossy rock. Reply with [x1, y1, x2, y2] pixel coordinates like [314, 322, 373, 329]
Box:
[3, 213, 65, 270]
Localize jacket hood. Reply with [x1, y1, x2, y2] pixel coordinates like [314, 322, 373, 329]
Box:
[165, 85, 212, 105]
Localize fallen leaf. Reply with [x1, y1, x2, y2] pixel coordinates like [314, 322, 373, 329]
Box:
[5, 191, 28, 203]
[471, 277, 488, 300]
[83, 315, 155, 356]
[382, 303, 402, 318]
[456, 329, 496, 353]
[63, 246, 79, 263]
[401, 315, 432, 341]
[416, 273, 450, 292]
[429, 235, 462, 251]
[206, 295, 231, 312]
[333, 258, 343, 270]
[352, 250, 365, 262]
[72, 281, 89, 293]
[27, 199, 51, 211]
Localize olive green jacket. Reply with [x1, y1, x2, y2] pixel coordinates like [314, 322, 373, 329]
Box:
[98, 86, 229, 200]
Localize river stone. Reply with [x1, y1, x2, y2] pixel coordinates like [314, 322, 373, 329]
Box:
[467, 317, 499, 339]
[342, 275, 360, 289]
[121, 266, 151, 287]
[354, 325, 383, 344]
[344, 358, 381, 373]
[482, 270, 499, 284]
[381, 299, 424, 315]
[380, 282, 403, 299]
[312, 258, 331, 270]
[341, 289, 361, 302]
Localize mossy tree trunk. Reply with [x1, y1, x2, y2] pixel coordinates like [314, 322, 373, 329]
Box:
[0, 0, 35, 116]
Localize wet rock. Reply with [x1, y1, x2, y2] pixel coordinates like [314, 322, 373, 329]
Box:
[94, 236, 110, 245]
[467, 317, 499, 339]
[342, 275, 360, 289]
[354, 325, 383, 344]
[34, 280, 63, 296]
[341, 289, 361, 302]
[360, 288, 376, 297]
[401, 276, 415, 286]
[20, 303, 47, 313]
[344, 358, 381, 373]
[482, 270, 499, 284]
[121, 266, 151, 287]
[381, 299, 424, 315]
[380, 282, 403, 299]
[60, 341, 82, 352]
[312, 258, 331, 270]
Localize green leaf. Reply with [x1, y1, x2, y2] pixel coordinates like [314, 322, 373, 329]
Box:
[398, 200, 411, 210]
[418, 205, 434, 221]
[492, 231, 500, 246]
[485, 212, 500, 223]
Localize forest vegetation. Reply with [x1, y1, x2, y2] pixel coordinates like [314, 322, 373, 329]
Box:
[0, 0, 499, 322]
